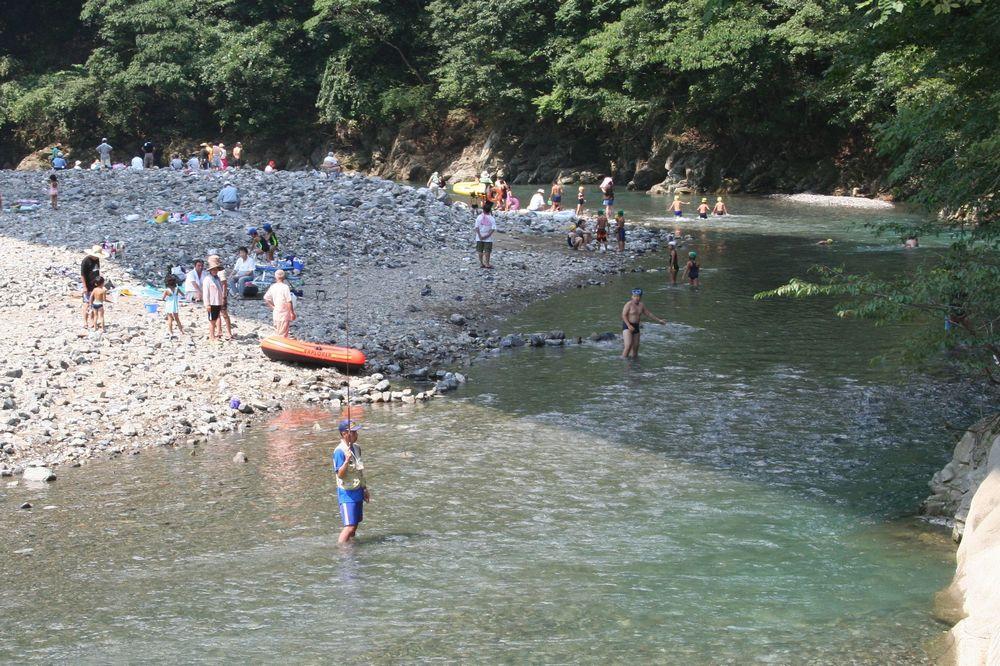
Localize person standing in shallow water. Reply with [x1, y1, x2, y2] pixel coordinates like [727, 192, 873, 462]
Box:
[621, 288, 665, 359]
[333, 419, 370, 544]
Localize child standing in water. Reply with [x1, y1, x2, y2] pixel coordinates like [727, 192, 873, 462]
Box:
[162, 275, 184, 337]
[697, 198, 710, 219]
[614, 210, 626, 252]
[48, 175, 58, 210]
[595, 210, 609, 252]
[671, 195, 690, 218]
[575, 186, 586, 216]
[682, 251, 701, 288]
[668, 241, 680, 284]
[713, 196, 728, 215]
[90, 276, 108, 331]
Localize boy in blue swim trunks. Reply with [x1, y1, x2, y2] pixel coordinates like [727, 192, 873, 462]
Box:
[333, 419, 370, 544]
[671, 195, 690, 217]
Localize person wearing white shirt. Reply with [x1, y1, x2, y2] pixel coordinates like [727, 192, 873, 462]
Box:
[228, 246, 257, 298]
[528, 188, 546, 211]
[322, 151, 341, 176]
[130, 155, 144, 170]
[183, 260, 205, 302]
[474, 202, 497, 269]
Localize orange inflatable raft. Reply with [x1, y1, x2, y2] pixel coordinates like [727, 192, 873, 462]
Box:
[260, 336, 366, 370]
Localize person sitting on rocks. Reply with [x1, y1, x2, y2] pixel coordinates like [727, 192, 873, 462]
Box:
[566, 221, 585, 250]
[216, 182, 241, 211]
[322, 151, 342, 175]
[247, 228, 269, 260]
[184, 259, 205, 302]
[130, 155, 144, 170]
[264, 269, 296, 337]
[52, 154, 67, 170]
[528, 188, 546, 211]
[170, 154, 184, 170]
[265, 160, 277, 174]
[187, 154, 200, 170]
[229, 246, 256, 298]
[261, 223, 279, 260]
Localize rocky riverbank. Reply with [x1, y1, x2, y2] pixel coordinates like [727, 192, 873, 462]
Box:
[924, 414, 1000, 665]
[0, 168, 665, 475]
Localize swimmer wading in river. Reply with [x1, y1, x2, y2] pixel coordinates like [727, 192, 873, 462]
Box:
[621, 288, 666, 359]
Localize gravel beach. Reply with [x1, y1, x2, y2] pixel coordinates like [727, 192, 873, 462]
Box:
[0, 168, 664, 475]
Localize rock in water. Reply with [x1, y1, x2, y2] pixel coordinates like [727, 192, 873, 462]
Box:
[23, 466, 56, 482]
[233, 451, 248, 463]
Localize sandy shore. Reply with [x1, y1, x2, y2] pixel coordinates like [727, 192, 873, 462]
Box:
[0, 168, 663, 475]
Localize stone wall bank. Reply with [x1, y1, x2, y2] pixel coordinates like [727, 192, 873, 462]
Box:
[924, 415, 1000, 665]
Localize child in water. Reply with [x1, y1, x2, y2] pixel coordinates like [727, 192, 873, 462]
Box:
[595, 210, 609, 252]
[90, 276, 108, 331]
[697, 198, 710, 219]
[48, 174, 58, 210]
[671, 195, 690, 217]
[713, 196, 728, 215]
[682, 251, 701, 288]
[575, 186, 586, 216]
[614, 210, 626, 252]
[162, 275, 184, 337]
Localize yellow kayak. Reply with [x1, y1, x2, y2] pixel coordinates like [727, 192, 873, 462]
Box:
[452, 181, 487, 197]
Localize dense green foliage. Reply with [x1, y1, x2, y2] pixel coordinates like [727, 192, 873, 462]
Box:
[2, 0, 996, 216]
[0, 1, 996, 381]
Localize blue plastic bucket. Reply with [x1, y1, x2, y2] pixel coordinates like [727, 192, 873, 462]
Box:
[144, 302, 159, 314]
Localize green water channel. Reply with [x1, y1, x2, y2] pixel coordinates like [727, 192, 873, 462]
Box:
[0, 193, 987, 663]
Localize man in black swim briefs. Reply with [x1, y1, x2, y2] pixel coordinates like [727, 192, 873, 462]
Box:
[621, 288, 666, 359]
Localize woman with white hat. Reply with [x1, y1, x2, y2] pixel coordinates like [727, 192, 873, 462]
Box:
[527, 188, 546, 211]
[203, 255, 225, 341]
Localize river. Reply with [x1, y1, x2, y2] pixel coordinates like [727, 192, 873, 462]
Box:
[0, 192, 987, 663]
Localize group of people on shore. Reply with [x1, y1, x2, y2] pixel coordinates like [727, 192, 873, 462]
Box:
[77, 139, 246, 171]
[77, 222, 294, 343]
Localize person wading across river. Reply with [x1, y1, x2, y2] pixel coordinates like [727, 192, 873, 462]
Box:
[333, 419, 370, 544]
[621, 288, 665, 359]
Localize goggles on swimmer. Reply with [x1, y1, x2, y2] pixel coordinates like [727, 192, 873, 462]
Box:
[631, 288, 643, 296]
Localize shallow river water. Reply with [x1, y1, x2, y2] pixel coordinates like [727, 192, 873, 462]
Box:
[0, 193, 989, 663]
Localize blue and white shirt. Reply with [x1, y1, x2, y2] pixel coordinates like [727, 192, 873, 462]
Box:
[333, 441, 366, 504]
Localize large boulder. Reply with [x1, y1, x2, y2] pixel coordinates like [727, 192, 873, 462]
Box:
[930, 415, 1000, 666]
[16, 146, 70, 171]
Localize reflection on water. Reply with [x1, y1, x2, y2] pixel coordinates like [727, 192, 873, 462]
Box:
[0, 197, 985, 664]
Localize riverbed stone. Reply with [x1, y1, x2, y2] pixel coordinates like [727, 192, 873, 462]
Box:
[23, 466, 56, 482]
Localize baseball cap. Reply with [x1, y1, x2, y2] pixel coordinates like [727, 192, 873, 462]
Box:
[338, 419, 362, 433]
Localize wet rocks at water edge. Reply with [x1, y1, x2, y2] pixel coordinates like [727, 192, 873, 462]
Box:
[22, 466, 56, 483]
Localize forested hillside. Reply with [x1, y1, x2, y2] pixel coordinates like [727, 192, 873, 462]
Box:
[0, 0, 996, 211]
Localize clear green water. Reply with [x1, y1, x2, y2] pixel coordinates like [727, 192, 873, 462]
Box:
[0, 193, 986, 663]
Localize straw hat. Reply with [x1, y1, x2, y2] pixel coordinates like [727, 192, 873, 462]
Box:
[85, 244, 103, 259]
[207, 255, 223, 270]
